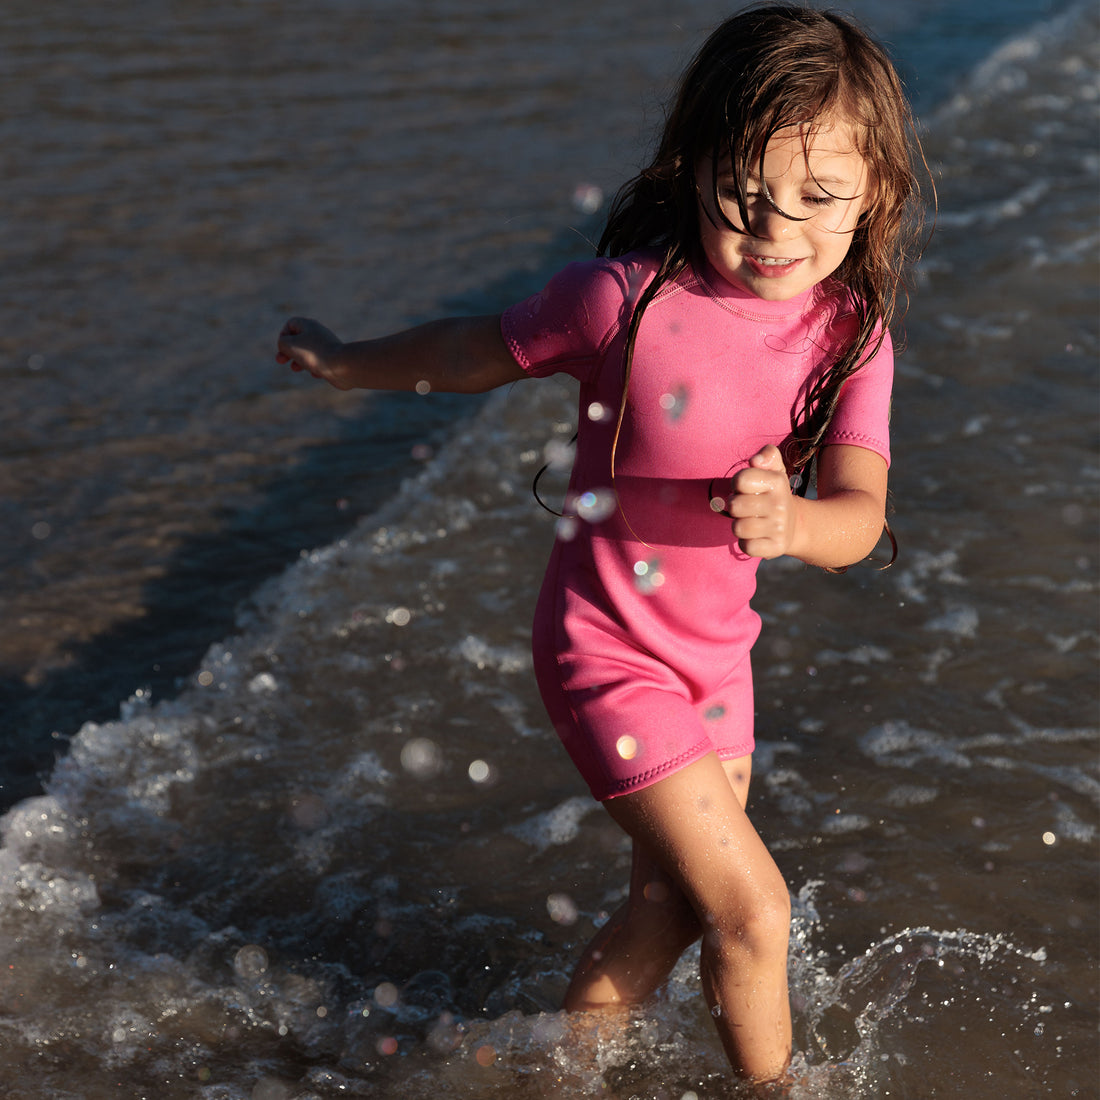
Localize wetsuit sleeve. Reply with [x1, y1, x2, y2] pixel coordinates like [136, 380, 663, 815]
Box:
[822, 327, 894, 466]
[500, 258, 636, 383]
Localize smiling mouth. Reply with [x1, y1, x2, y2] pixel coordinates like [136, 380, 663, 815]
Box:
[743, 254, 804, 277]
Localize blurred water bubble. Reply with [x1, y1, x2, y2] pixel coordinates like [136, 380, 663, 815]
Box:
[400, 738, 442, 778]
[1042, 831, 1057, 846]
[412, 443, 434, 461]
[27, 354, 44, 371]
[374, 982, 399, 1008]
[615, 735, 639, 760]
[387, 607, 412, 626]
[197, 670, 215, 687]
[576, 488, 616, 523]
[475, 1043, 497, 1067]
[658, 385, 688, 420]
[234, 945, 269, 980]
[468, 759, 493, 784]
[543, 437, 574, 468]
[586, 400, 612, 423]
[546, 892, 579, 925]
[572, 183, 603, 214]
[31, 521, 51, 540]
[415, 379, 432, 395]
[248, 672, 278, 694]
[632, 558, 665, 593]
[376, 1036, 399, 1056]
[555, 515, 578, 541]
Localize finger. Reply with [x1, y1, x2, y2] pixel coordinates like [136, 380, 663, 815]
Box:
[731, 467, 785, 498]
[748, 444, 786, 472]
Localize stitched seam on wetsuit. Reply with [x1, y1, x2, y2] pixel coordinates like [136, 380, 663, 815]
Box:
[821, 428, 890, 458]
[602, 740, 713, 795]
[690, 267, 822, 322]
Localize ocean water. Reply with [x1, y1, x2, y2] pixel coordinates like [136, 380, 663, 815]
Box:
[1, 1, 1097, 1097]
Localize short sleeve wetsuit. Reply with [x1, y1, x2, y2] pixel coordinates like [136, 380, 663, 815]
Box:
[502, 250, 892, 801]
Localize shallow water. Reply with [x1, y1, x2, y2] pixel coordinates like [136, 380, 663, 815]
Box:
[1, 1, 1097, 1097]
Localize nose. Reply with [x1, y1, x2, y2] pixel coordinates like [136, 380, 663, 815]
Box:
[750, 205, 799, 241]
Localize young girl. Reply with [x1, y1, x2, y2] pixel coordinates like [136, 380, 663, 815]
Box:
[276, 5, 924, 1086]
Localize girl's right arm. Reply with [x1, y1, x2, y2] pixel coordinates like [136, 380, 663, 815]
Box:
[275, 315, 528, 394]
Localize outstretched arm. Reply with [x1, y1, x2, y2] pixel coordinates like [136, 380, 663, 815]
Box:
[728, 444, 887, 569]
[276, 314, 528, 394]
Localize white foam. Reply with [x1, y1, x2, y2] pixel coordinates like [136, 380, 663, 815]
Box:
[506, 795, 599, 852]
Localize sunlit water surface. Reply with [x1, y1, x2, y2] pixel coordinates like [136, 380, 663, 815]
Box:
[0, 1, 1096, 1097]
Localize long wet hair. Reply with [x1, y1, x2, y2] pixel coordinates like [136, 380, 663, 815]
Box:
[600, 4, 929, 498]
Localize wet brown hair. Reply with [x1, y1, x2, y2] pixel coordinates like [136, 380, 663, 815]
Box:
[600, 3, 929, 495]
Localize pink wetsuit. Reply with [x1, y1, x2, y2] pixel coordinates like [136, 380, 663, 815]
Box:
[502, 251, 892, 800]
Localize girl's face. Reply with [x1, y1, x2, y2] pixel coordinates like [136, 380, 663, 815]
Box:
[696, 121, 873, 301]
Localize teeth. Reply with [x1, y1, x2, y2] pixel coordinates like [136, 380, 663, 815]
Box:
[754, 256, 796, 266]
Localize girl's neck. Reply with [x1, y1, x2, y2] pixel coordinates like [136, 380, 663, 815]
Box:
[694, 254, 822, 316]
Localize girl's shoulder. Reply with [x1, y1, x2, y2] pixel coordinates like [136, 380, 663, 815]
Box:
[504, 250, 664, 345]
[503, 250, 664, 378]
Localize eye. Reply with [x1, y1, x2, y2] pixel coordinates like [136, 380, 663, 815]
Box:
[803, 194, 836, 207]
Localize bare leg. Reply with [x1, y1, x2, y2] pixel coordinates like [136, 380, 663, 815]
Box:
[564, 840, 701, 1009]
[564, 756, 752, 1010]
[570, 753, 791, 1083]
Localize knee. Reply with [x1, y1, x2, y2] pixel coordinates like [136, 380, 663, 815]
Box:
[703, 888, 791, 963]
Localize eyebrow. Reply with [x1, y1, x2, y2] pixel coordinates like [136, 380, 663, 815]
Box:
[741, 171, 854, 189]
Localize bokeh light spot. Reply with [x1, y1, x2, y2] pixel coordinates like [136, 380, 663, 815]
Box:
[616, 735, 639, 760]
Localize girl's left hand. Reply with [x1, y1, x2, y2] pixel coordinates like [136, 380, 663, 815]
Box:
[728, 445, 797, 559]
